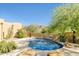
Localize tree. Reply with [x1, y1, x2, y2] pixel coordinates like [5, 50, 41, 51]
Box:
[25, 24, 44, 33]
[48, 4, 79, 43]
[25, 25, 37, 33]
[41, 27, 49, 34]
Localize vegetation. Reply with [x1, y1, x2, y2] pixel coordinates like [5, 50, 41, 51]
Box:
[15, 28, 26, 38]
[25, 24, 44, 33]
[41, 27, 49, 34]
[48, 4, 79, 43]
[0, 41, 17, 53]
[25, 25, 37, 33]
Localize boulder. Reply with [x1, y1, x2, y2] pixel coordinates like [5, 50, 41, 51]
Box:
[47, 51, 64, 56]
[19, 49, 37, 56]
[64, 42, 73, 48]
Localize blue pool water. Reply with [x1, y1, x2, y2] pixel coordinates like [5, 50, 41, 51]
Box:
[28, 38, 63, 51]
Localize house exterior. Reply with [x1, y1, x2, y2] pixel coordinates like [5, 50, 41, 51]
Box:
[0, 19, 22, 40]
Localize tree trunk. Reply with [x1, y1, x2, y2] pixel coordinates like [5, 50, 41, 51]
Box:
[29, 32, 31, 37]
[72, 31, 76, 43]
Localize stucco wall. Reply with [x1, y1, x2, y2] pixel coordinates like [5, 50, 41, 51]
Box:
[0, 19, 22, 40]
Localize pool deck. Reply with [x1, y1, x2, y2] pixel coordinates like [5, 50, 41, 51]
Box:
[0, 38, 79, 56]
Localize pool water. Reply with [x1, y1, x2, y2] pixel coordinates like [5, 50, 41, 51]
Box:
[28, 38, 63, 51]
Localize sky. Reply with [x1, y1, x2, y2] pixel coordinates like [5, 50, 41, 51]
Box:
[0, 3, 63, 26]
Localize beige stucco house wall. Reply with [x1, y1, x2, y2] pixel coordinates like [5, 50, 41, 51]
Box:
[0, 19, 22, 40]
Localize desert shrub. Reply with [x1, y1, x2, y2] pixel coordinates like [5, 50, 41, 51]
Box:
[7, 41, 17, 50]
[15, 28, 26, 38]
[59, 35, 66, 42]
[0, 41, 17, 53]
[0, 41, 8, 53]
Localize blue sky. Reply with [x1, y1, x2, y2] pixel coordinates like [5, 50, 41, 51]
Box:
[0, 3, 63, 26]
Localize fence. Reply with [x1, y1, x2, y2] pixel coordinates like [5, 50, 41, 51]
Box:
[27, 32, 60, 42]
[27, 32, 79, 44]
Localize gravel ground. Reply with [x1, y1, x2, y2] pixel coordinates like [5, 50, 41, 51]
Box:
[0, 38, 79, 56]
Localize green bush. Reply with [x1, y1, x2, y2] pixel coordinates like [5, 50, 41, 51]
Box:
[15, 28, 26, 38]
[59, 35, 66, 42]
[7, 41, 17, 50]
[0, 41, 17, 53]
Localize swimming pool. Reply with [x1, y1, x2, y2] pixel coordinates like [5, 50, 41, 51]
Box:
[28, 38, 63, 51]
